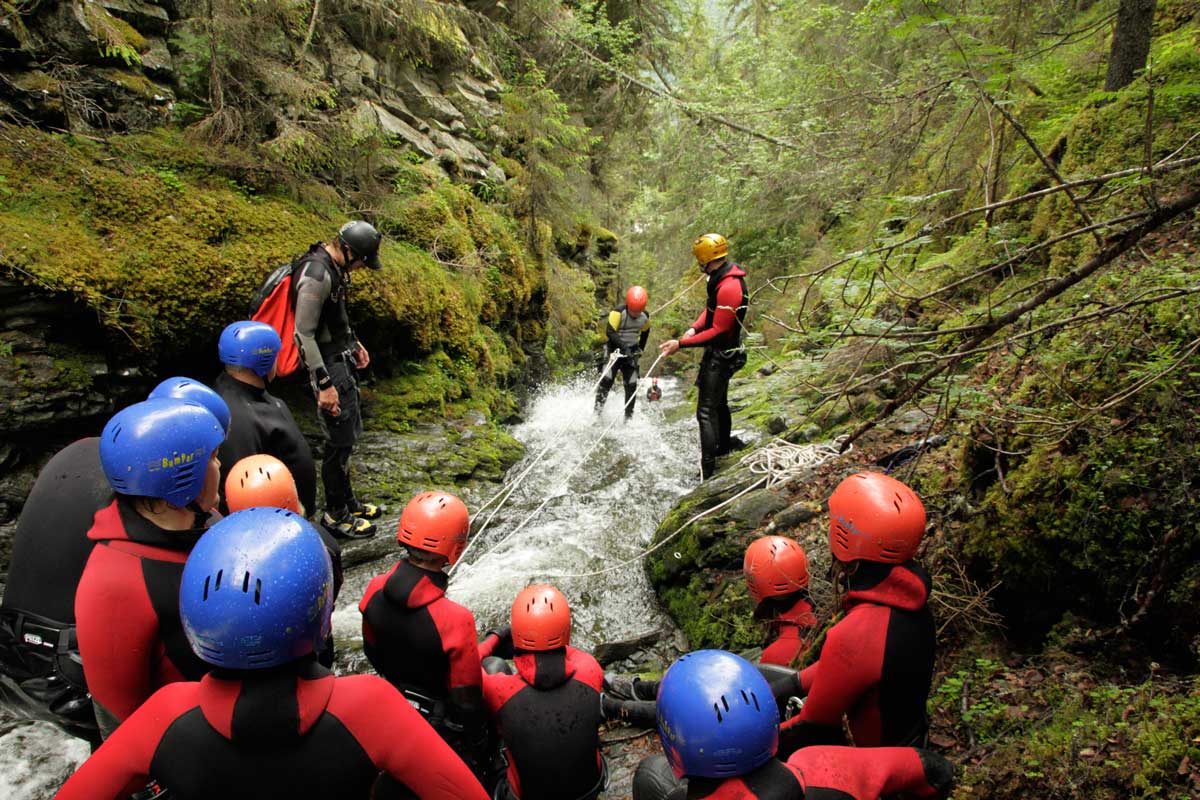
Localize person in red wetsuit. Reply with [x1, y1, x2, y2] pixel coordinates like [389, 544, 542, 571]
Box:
[479, 585, 607, 800]
[1, 379, 229, 742]
[359, 490, 490, 785]
[779, 472, 935, 755]
[75, 397, 226, 738]
[631, 649, 953, 800]
[55, 507, 489, 800]
[659, 233, 749, 479]
[744, 536, 816, 667]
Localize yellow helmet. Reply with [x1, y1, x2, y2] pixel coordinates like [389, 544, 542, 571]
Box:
[692, 233, 728, 265]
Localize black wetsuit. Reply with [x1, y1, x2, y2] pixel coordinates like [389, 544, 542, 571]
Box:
[55, 659, 489, 800]
[291, 244, 364, 516]
[360, 561, 489, 785]
[482, 646, 606, 800]
[679, 262, 748, 478]
[212, 370, 344, 611]
[0, 437, 110, 738]
[214, 371, 317, 516]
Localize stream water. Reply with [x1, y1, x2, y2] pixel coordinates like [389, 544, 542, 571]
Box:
[0, 372, 698, 799]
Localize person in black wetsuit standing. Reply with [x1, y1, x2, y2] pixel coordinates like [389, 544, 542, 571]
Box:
[0, 379, 229, 742]
[595, 285, 651, 420]
[212, 320, 323, 525]
[658, 233, 749, 480]
[292, 221, 385, 538]
[479, 584, 607, 800]
[55, 507, 489, 800]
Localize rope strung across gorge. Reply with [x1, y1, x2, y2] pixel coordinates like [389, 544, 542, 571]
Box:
[450, 349, 667, 578]
[536, 437, 850, 581]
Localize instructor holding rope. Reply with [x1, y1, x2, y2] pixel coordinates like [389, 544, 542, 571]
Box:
[659, 233, 749, 480]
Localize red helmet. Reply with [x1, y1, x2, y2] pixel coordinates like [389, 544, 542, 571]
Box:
[828, 472, 926, 564]
[224, 454, 303, 515]
[743, 536, 810, 603]
[625, 285, 648, 316]
[511, 584, 571, 651]
[397, 491, 470, 564]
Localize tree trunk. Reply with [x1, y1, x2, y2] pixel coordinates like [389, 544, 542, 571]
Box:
[1104, 0, 1156, 91]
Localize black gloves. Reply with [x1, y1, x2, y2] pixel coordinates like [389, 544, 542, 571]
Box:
[485, 625, 514, 660]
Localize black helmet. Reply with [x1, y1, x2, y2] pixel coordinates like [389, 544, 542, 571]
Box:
[338, 221, 383, 270]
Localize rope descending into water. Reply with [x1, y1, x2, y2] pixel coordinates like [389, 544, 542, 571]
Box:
[739, 437, 851, 488]
[536, 435, 850, 581]
[450, 349, 665, 578]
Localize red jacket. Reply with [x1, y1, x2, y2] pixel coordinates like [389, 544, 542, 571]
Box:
[681, 262, 747, 350]
[54, 660, 489, 799]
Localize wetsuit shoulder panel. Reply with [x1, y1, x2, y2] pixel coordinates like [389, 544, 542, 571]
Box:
[427, 597, 482, 692]
[327, 674, 489, 799]
[54, 682, 199, 800]
[75, 543, 161, 723]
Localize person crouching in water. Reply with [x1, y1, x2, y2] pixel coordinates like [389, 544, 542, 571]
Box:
[75, 396, 227, 739]
[779, 472, 935, 755]
[359, 491, 490, 788]
[479, 585, 607, 800]
[632, 649, 954, 800]
[743, 536, 817, 667]
[55, 507, 488, 799]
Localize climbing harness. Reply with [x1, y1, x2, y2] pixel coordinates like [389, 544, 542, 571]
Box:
[739, 437, 851, 489]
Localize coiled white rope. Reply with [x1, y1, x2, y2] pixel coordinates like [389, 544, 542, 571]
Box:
[739, 437, 851, 488]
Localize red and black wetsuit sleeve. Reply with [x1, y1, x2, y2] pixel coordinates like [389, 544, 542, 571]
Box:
[75, 504, 207, 725]
[761, 596, 817, 667]
[680, 269, 745, 349]
[785, 746, 955, 799]
[55, 682, 197, 799]
[329, 675, 488, 798]
[483, 647, 605, 800]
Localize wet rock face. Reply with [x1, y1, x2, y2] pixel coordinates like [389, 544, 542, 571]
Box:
[0, 1, 508, 182]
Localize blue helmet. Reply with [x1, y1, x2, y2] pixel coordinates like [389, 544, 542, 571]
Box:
[656, 650, 779, 778]
[180, 507, 333, 669]
[148, 377, 231, 434]
[100, 398, 225, 507]
[218, 321, 282, 379]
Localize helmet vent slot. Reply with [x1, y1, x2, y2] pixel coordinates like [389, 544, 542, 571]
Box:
[203, 575, 210, 600]
[242, 571, 251, 593]
[713, 702, 723, 723]
[740, 689, 749, 705]
[750, 691, 760, 711]
[254, 579, 262, 605]
[214, 570, 223, 591]
[721, 695, 730, 712]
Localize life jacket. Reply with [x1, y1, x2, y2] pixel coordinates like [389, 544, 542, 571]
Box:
[607, 304, 650, 351]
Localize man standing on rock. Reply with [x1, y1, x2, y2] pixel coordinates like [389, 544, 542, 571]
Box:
[293, 220, 384, 538]
[658, 233, 748, 480]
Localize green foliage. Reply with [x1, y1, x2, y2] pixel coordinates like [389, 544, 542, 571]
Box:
[500, 63, 598, 241]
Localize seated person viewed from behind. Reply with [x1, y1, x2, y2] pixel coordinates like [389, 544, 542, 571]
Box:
[55, 507, 489, 800]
